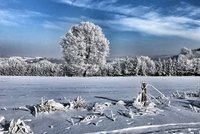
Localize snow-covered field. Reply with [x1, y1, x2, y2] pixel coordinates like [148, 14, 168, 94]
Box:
[0, 76, 200, 134]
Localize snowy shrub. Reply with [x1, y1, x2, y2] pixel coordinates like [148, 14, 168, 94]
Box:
[33, 98, 65, 116]
[0, 119, 33, 134]
[69, 96, 87, 109]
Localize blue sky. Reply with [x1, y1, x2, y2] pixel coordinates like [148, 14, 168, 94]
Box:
[0, 0, 200, 58]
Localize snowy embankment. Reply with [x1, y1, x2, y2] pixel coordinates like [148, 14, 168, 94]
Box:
[0, 76, 200, 134]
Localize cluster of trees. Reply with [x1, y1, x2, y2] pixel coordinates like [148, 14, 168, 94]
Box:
[59, 22, 200, 76]
[0, 22, 199, 76]
[108, 55, 200, 76]
[0, 57, 63, 76]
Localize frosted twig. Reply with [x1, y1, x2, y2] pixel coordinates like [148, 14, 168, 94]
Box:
[146, 84, 167, 99]
[110, 110, 116, 122]
[127, 121, 134, 125]
[71, 118, 75, 126]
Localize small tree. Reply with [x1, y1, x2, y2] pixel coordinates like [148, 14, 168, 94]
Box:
[155, 58, 163, 76]
[136, 56, 155, 76]
[60, 22, 110, 76]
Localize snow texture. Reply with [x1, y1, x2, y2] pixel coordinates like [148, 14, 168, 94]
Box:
[0, 76, 200, 134]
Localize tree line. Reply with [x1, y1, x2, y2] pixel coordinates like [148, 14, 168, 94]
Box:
[0, 54, 199, 76]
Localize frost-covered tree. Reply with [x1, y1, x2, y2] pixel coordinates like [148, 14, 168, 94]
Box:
[106, 63, 114, 76]
[112, 59, 123, 76]
[165, 58, 173, 76]
[171, 58, 177, 76]
[155, 58, 163, 76]
[123, 57, 137, 76]
[180, 47, 192, 56]
[0, 57, 63, 76]
[193, 58, 200, 75]
[60, 22, 110, 76]
[136, 56, 155, 76]
[177, 55, 191, 75]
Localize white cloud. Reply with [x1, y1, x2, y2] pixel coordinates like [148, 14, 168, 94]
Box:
[56, 0, 149, 17]
[49, 12, 200, 41]
[58, 0, 93, 8]
[0, 9, 49, 27]
[112, 13, 200, 41]
[41, 17, 83, 31]
[0, 19, 18, 26]
[53, 0, 200, 41]
[42, 21, 62, 30]
[176, 2, 200, 17]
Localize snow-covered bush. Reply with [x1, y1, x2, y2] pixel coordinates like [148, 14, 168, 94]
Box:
[69, 96, 87, 109]
[0, 118, 33, 134]
[33, 98, 65, 116]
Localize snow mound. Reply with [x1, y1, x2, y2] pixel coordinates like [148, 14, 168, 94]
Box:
[92, 102, 111, 113]
[33, 98, 65, 116]
[116, 100, 125, 106]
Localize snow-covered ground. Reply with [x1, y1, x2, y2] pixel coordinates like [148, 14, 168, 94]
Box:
[0, 76, 200, 134]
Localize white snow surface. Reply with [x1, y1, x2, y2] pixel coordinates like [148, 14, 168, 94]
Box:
[0, 76, 200, 134]
[88, 122, 200, 134]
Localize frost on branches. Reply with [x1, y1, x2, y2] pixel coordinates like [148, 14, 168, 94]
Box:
[60, 22, 110, 76]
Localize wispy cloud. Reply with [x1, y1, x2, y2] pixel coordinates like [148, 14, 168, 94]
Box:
[112, 13, 200, 41]
[0, 9, 49, 27]
[58, 0, 93, 8]
[41, 17, 82, 31]
[53, 0, 200, 41]
[176, 2, 200, 17]
[59, 16, 83, 23]
[55, 0, 149, 17]
[42, 21, 62, 30]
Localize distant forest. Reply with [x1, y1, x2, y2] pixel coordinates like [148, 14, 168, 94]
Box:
[0, 47, 199, 76]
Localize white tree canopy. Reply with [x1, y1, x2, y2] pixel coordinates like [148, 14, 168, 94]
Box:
[60, 22, 110, 68]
